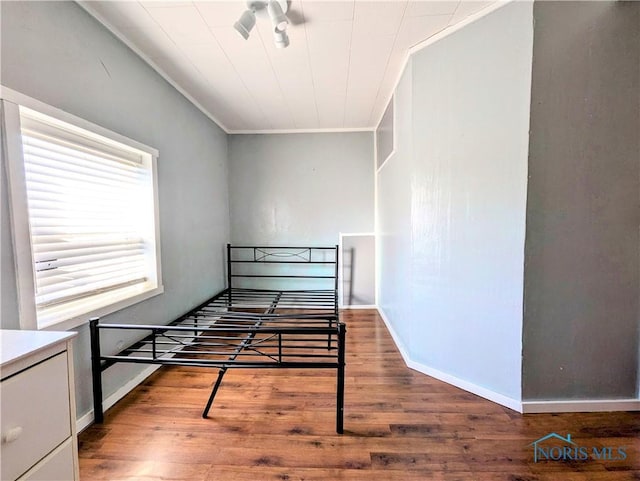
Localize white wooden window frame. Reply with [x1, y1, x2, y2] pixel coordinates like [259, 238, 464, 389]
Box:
[375, 94, 396, 172]
[1, 86, 163, 331]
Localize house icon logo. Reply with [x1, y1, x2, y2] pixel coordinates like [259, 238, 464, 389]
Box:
[529, 433, 576, 463]
[529, 432, 627, 463]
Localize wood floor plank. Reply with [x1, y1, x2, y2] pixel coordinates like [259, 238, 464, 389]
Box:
[79, 309, 640, 480]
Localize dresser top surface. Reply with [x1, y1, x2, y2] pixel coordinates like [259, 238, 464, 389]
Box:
[0, 330, 77, 368]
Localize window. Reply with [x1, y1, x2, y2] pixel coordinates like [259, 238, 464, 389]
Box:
[376, 95, 394, 170]
[2, 89, 162, 330]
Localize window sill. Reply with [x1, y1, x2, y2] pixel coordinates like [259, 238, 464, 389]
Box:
[37, 285, 164, 332]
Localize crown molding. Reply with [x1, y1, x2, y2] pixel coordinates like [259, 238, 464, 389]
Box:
[76, 1, 230, 134]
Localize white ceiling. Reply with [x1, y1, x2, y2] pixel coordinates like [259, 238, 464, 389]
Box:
[82, 0, 496, 133]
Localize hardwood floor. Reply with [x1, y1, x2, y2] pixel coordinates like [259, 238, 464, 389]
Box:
[79, 309, 640, 480]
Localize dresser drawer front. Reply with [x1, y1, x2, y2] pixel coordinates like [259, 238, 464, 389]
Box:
[18, 439, 75, 481]
[1, 352, 71, 481]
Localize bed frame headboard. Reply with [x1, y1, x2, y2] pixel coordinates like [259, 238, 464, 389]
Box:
[226, 244, 339, 291]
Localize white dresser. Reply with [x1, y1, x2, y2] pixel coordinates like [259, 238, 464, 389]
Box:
[0, 330, 79, 481]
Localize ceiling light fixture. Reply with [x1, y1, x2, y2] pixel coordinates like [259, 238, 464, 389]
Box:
[273, 29, 289, 49]
[234, 0, 290, 49]
[267, 0, 288, 33]
[233, 9, 256, 40]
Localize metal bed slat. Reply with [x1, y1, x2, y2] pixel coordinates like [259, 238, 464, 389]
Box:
[95, 324, 338, 335]
[229, 245, 337, 250]
[230, 274, 336, 278]
[229, 260, 336, 264]
[230, 287, 336, 292]
[122, 348, 339, 357]
[99, 357, 339, 369]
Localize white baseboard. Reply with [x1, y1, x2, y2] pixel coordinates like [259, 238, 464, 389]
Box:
[341, 304, 377, 310]
[376, 307, 522, 412]
[375, 307, 410, 357]
[376, 307, 640, 415]
[77, 307, 640, 431]
[522, 399, 640, 414]
[76, 364, 161, 432]
[406, 359, 523, 412]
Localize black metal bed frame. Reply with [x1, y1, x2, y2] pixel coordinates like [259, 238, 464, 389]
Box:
[90, 244, 346, 433]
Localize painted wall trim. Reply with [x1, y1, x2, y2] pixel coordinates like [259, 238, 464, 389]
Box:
[375, 93, 397, 172]
[342, 304, 377, 310]
[522, 399, 640, 414]
[373, 131, 380, 309]
[76, 307, 640, 433]
[0, 86, 160, 155]
[74, 1, 378, 136]
[376, 307, 523, 413]
[377, 304, 640, 414]
[76, 2, 230, 135]
[340, 232, 376, 237]
[374, 0, 514, 129]
[406, 358, 523, 413]
[79, 0, 509, 135]
[228, 127, 375, 135]
[76, 364, 161, 432]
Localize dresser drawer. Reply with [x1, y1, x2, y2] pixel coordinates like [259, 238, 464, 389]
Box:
[1, 352, 71, 481]
[18, 439, 75, 481]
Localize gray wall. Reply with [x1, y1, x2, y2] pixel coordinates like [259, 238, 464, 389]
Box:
[377, 1, 533, 402]
[522, 1, 640, 400]
[0, 1, 230, 416]
[1, 131, 19, 329]
[228, 132, 374, 245]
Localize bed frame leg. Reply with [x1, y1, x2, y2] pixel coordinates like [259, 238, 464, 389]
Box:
[90, 317, 104, 424]
[227, 243, 233, 307]
[202, 368, 227, 418]
[336, 323, 346, 434]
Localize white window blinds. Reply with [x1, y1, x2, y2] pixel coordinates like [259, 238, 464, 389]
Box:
[19, 107, 158, 311]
